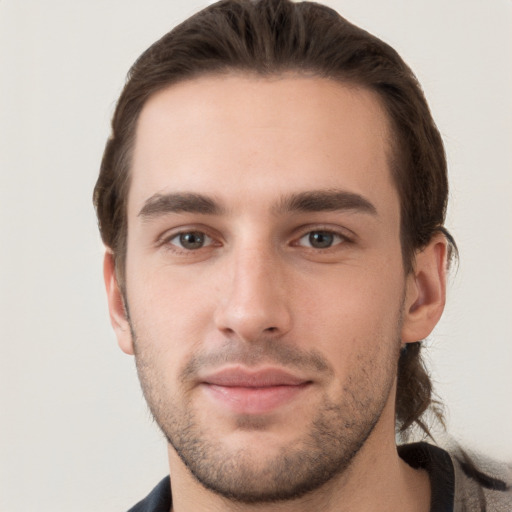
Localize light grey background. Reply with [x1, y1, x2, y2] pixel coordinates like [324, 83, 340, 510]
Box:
[1, 1, 511, 510]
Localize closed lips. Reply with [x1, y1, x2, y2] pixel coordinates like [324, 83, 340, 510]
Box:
[202, 367, 311, 388]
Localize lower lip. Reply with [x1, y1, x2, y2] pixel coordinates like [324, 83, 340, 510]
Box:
[202, 383, 310, 415]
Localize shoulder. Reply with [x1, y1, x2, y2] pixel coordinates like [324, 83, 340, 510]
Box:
[448, 445, 512, 512]
[127, 476, 171, 512]
[398, 441, 512, 511]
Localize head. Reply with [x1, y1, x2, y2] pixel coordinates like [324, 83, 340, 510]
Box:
[95, 0, 454, 501]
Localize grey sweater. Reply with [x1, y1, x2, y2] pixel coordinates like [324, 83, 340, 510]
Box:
[450, 445, 512, 511]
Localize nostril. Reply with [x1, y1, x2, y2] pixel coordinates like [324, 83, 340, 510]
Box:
[265, 327, 278, 333]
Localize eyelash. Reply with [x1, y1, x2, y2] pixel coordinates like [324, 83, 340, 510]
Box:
[158, 226, 354, 254]
[294, 229, 351, 250]
[158, 227, 219, 254]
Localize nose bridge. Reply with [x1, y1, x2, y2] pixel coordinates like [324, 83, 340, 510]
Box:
[235, 244, 278, 307]
[215, 238, 292, 341]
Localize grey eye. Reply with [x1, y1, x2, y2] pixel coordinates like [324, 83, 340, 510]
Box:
[171, 231, 212, 250]
[298, 230, 344, 249]
[308, 231, 334, 248]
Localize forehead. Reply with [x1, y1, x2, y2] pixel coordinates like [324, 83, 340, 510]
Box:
[129, 73, 397, 218]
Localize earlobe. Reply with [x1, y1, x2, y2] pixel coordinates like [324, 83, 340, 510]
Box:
[103, 251, 134, 355]
[401, 235, 447, 344]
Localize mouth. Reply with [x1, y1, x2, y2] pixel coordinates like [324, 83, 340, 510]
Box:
[200, 367, 312, 415]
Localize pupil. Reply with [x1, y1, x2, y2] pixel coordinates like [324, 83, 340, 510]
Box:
[180, 232, 204, 249]
[309, 231, 333, 248]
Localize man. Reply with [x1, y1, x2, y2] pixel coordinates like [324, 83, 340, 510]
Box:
[93, 0, 511, 510]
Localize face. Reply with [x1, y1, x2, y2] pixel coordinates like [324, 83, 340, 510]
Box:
[108, 74, 430, 503]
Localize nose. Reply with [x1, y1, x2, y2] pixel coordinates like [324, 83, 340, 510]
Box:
[214, 245, 293, 343]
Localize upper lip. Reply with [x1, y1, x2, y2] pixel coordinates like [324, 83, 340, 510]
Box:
[201, 367, 310, 387]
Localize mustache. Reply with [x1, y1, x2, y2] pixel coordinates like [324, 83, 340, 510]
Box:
[179, 338, 334, 383]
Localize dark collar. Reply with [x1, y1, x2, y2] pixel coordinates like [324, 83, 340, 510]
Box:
[399, 442, 455, 512]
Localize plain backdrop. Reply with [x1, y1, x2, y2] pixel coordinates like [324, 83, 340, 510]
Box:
[1, 1, 511, 510]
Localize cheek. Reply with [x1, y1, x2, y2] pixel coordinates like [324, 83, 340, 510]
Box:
[293, 260, 405, 357]
[126, 271, 218, 371]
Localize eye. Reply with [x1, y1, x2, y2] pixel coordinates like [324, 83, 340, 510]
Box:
[168, 231, 213, 250]
[297, 230, 346, 249]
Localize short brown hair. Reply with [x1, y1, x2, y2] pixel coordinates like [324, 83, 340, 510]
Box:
[94, 0, 455, 436]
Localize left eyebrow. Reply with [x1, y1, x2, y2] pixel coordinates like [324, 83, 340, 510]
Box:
[274, 189, 378, 216]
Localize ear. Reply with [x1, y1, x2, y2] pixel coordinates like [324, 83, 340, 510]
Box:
[401, 234, 447, 344]
[103, 251, 134, 355]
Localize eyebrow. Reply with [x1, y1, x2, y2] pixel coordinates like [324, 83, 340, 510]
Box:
[138, 192, 225, 219]
[275, 189, 377, 216]
[138, 189, 377, 220]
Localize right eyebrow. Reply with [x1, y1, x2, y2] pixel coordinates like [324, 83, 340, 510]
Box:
[138, 192, 225, 219]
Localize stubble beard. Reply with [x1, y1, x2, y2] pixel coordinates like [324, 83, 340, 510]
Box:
[131, 329, 401, 505]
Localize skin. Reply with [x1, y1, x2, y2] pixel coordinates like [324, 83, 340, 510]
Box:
[104, 74, 447, 512]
